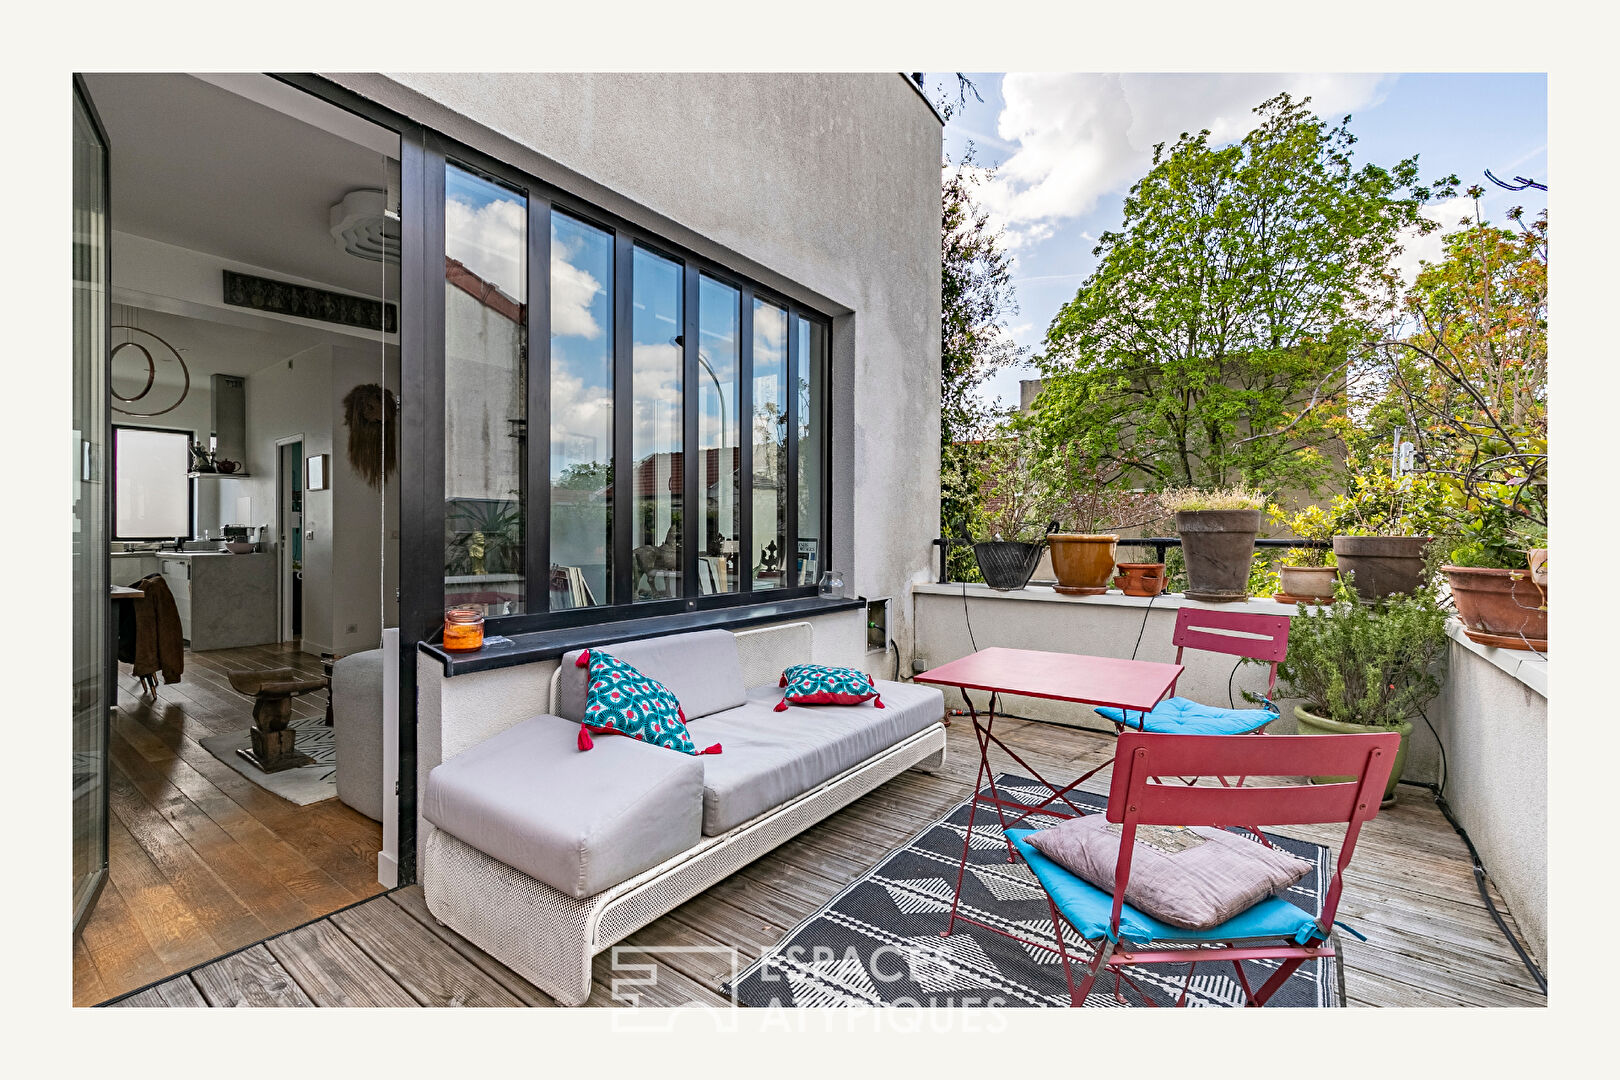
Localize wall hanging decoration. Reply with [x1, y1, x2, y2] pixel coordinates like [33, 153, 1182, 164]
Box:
[342, 383, 399, 489]
[110, 306, 191, 418]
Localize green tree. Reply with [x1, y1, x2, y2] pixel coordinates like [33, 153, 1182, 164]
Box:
[1031, 93, 1437, 494]
[940, 150, 1022, 576]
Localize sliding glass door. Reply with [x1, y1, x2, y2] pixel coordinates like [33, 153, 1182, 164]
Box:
[72, 78, 111, 936]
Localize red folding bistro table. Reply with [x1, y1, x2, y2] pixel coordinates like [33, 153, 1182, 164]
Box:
[914, 646, 1183, 938]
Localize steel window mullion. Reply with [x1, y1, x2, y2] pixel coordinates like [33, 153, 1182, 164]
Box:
[526, 197, 552, 613]
[737, 287, 755, 595]
[682, 264, 700, 605]
[785, 309, 801, 591]
[611, 233, 634, 607]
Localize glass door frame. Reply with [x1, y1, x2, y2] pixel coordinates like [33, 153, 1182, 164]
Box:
[72, 72, 112, 938]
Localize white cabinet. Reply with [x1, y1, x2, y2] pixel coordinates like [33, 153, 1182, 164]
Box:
[159, 556, 192, 641]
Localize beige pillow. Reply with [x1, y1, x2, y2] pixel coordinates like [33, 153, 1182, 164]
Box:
[1024, 814, 1312, 931]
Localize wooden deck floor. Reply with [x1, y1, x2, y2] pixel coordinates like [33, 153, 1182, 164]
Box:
[100, 714, 1544, 1008]
[75, 642, 385, 1007]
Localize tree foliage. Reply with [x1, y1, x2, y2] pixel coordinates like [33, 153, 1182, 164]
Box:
[940, 150, 1022, 573]
[1031, 93, 1438, 494]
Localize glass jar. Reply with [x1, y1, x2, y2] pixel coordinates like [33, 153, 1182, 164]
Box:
[443, 606, 485, 651]
[817, 570, 846, 598]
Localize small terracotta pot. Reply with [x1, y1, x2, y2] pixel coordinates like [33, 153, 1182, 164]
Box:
[1177, 508, 1261, 602]
[1277, 565, 1337, 604]
[1112, 562, 1167, 597]
[1049, 533, 1118, 595]
[1444, 565, 1548, 651]
[1332, 535, 1433, 600]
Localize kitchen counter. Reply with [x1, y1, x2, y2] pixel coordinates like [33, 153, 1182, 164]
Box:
[112, 550, 278, 651]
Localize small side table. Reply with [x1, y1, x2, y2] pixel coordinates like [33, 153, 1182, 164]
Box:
[226, 667, 329, 773]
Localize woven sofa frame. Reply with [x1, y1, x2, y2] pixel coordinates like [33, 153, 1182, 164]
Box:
[421, 621, 949, 1006]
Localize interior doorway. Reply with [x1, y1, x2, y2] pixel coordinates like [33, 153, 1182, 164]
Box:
[73, 73, 404, 1005]
[277, 436, 304, 642]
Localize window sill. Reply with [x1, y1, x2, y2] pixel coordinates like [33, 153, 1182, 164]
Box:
[420, 595, 865, 677]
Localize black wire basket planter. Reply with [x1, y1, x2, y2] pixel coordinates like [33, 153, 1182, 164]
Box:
[971, 522, 1057, 591]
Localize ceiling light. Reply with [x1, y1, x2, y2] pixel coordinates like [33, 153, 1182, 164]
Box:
[329, 188, 400, 263]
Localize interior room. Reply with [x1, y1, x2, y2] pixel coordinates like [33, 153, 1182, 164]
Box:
[74, 73, 401, 1004]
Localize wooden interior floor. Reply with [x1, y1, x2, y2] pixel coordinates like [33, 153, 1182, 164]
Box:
[75, 641, 385, 1007]
[103, 713, 1545, 1008]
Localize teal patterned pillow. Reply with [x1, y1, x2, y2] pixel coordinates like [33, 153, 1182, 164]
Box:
[775, 663, 885, 712]
[575, 649, 721, 755]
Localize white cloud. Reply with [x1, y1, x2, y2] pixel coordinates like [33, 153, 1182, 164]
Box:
[979, 73, 1394, 247]
[446, 195, 526, 298]
[1392, 196, 1475, 286]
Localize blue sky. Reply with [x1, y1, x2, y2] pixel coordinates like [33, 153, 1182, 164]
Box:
[925, 73, 1549, 409]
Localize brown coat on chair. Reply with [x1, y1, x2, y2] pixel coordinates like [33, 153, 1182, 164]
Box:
[130, 573, 185, 684]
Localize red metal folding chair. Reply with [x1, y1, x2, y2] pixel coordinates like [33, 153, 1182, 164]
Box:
[1095, 607, 1292, 737]
[1006, 730, 1398, 1007]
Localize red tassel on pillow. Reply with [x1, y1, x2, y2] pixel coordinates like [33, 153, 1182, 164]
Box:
[577, 726, 594, 751]
[774, 698, 789, 712]
[575, 650, 591, 668]
[698, 743, 722, 755]
[780, 673, 788, 687]
[874, 695, 885, 709]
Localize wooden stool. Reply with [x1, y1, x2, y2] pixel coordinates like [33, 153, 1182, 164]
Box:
[226, 667, 329, 773]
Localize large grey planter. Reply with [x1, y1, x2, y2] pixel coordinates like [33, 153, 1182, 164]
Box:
[1332, 535, 1433, 601]
[1176, 508, 1261, 602]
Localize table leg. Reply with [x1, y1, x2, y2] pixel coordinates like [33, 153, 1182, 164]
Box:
[941, 705, 992, 937]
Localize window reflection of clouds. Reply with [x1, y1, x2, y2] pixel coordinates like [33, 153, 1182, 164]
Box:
[633, 250, 683, 459]
[550, 214, 613, 482]
[445, 168, 526, 300]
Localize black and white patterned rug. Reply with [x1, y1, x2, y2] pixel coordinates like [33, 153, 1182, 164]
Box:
[199, 711, 337, 806]
[730, 774, 1336, 1007]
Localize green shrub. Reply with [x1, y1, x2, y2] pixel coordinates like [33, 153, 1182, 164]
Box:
[1261, 587, 1449, 727]
[1162, 485, 1267, 513]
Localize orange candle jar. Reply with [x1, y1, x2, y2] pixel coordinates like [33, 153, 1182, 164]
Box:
[443, 606, 486, 651]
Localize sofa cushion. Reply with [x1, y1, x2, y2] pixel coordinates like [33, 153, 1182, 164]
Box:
[776, 663, 883, 710]
[687, 680, 945, 835]
[560, 629, 747, 723]
[423, 714, 703, 899]
[576, 649, 720, 756]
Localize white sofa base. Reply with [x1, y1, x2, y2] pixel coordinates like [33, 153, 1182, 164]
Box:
[423, 723, 948, 1005]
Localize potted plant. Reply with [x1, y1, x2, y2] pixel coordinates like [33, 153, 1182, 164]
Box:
[1165, 486, 1266, 602]
[1267, 586, 1450, 805]
[971, 435, 1056, 591]
[1041, 467, 1167, 596]
[1327, 461, 1451, 601]
[1441, 508, 1548, 651]
[1271, 505, 1336, 604]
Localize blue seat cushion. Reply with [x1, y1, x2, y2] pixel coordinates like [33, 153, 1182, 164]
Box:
[1094, 696, 1277, 735]
[1006, 828, 1324, 946]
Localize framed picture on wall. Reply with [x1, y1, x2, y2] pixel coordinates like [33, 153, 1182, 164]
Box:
[306, 453, 329, 491]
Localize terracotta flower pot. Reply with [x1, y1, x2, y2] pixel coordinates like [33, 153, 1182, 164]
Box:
[1049, 533, 1118, 595]
[1113, 562, 1167, 597]
[1332, 535, 1433, 601]
[1176, 509, 1261, 602]
[1293, 706, 1411, 807]
[1277, 565, 1337, 604]
[1443, 565, 1548, 651]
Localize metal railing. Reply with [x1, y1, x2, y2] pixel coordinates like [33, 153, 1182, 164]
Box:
[930, 535, 1332, 585]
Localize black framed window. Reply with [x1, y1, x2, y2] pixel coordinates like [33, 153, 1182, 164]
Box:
[111, 425, 195, 541]
[433, 146, 834, 634]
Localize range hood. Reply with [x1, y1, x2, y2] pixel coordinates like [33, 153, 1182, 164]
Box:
[192, 374, 250, 478]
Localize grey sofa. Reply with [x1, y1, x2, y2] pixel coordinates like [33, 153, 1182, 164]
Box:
[420, 622, 947, 1005]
